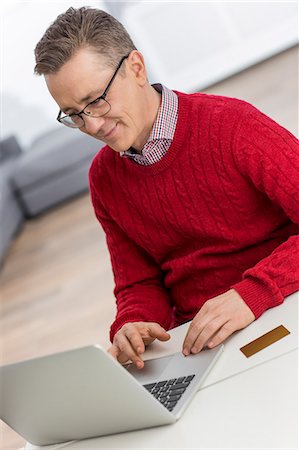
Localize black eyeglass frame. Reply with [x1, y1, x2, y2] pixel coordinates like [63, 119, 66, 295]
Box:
[56, 53, 130, 127]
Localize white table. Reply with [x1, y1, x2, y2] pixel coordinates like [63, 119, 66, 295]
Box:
[25, 292, 298, 450]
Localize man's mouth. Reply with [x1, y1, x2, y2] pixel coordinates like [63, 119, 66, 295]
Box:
[103, 123, 118, 139]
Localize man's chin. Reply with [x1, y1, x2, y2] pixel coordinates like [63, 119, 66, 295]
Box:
[102, 139, 125, 152]
[107, 140, 134, 153]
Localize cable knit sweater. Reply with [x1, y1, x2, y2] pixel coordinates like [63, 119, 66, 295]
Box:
[89, 91, 299, 342]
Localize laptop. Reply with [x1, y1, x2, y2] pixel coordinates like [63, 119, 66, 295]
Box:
[0, 344, 223, 446]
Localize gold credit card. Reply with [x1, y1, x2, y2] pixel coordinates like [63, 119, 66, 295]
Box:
[240, 325, 290, 358]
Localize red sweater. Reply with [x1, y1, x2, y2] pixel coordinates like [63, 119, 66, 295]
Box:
[89, 91, 299, 342]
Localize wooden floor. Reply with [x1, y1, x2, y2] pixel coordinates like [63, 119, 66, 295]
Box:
[0, 45, 298, 449]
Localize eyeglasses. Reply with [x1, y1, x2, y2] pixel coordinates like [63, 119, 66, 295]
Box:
[56, 54, 130, 128]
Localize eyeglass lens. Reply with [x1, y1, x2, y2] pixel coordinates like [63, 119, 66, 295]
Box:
[60, 98, 111, 128]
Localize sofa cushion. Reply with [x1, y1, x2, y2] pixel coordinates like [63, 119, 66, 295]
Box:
[0, 169, 23, 261]
[11, 127, 103, 217]
[0, 138, 24, 263]
[12, 127, 102, 191]
[0, 135, 22, 162]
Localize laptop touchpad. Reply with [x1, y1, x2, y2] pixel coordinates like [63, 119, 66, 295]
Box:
[125, 354, 174, 384]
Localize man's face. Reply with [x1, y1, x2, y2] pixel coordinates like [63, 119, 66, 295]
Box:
[45, 48, 150, 152]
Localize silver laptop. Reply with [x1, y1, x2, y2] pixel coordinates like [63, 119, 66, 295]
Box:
[0, 344, 223, 446]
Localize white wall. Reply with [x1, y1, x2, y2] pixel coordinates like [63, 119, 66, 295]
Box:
[121, 1, 298, 92]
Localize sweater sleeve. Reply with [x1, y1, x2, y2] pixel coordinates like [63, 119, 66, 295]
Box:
[89, 164, 174, 342]
[231, 104, 299, 318]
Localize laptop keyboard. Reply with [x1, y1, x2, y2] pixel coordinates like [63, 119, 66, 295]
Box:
[143, 374, 195, 412]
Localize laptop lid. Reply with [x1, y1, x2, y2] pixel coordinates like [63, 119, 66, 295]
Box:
[0, 345, 174, 446]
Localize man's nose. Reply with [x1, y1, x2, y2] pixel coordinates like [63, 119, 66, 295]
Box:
[82, 115, 106, 136]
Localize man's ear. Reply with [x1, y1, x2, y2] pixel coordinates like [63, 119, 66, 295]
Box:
[126, 50, 147, 86]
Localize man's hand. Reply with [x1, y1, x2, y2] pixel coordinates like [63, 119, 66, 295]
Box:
[183, 289, 255, 355]
[108, 322, 171, 369]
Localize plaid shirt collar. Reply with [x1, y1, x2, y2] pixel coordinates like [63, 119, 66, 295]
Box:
[120, 84, 178, 165]
[148, 83, 177, 141]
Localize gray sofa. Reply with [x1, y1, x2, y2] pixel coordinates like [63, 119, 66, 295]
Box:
[0, 128, 104, 263]
[12, 127, 103, 217]
[0, 136, 24, 261]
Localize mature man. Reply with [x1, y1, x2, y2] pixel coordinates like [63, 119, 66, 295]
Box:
[35, 7, 298, 369]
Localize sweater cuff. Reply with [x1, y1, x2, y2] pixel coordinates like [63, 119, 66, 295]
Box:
[231, 277, 283, 320]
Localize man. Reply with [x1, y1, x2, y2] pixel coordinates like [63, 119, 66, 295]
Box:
[34, 7, 299, 369]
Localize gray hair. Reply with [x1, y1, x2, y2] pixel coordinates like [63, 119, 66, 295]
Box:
[34, 7, 137, 75]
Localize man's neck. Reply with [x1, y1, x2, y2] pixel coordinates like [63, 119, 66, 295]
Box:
[131, 85, 161, 154]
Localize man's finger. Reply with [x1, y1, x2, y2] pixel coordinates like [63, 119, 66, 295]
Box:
[207, 321, 235, 348]
[148, 324, 171, 341]
[190, 317, 226, 353]
[115, 333, 144, 369]
[182, 315, 208, 355]
[107, 344, 120, 359]
[124, 325, 146, 354]
[108, 347, 130, 365]
[117, 352, 131, 364]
